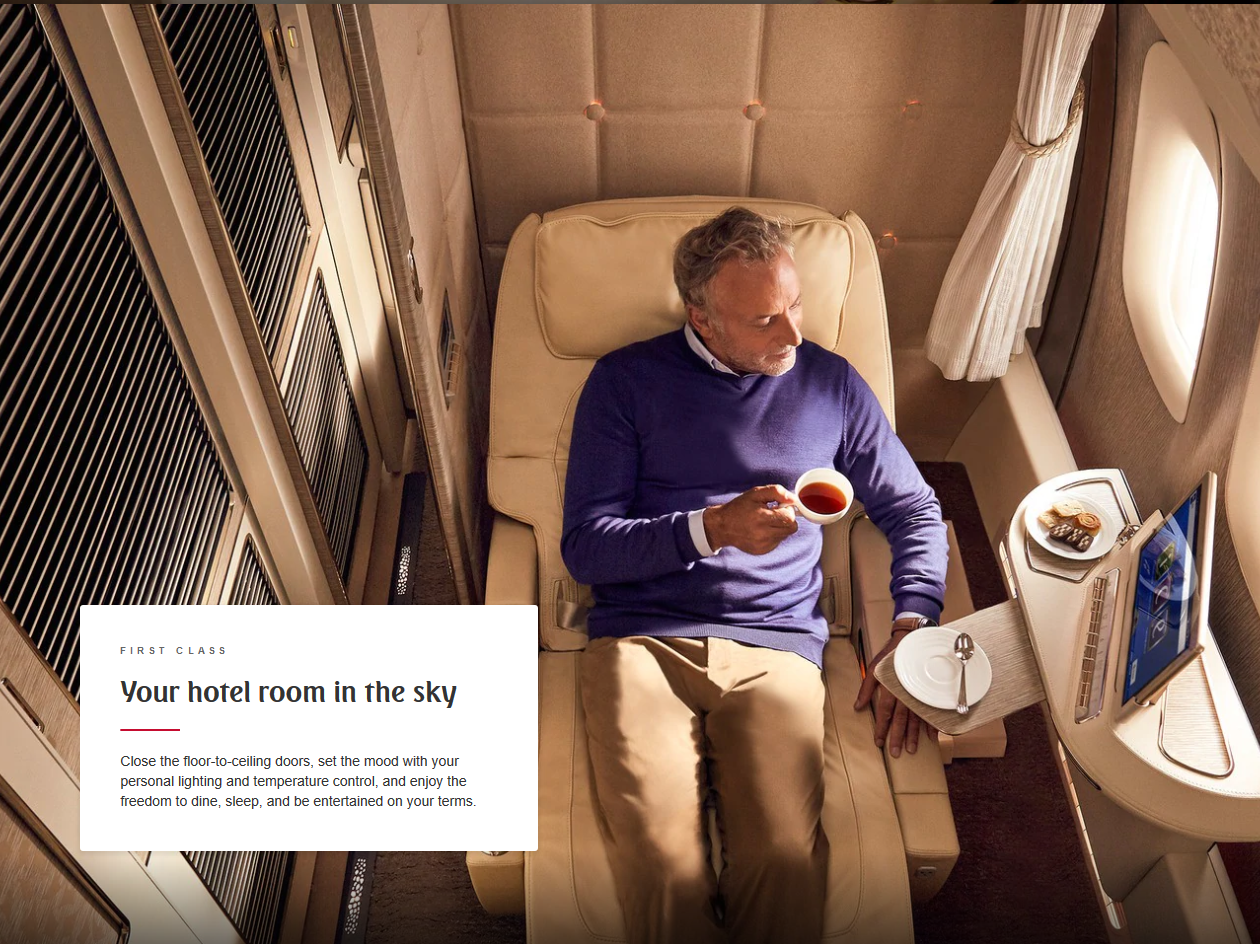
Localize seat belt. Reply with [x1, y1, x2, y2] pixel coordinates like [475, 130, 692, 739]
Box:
[554, 577, 592, 631]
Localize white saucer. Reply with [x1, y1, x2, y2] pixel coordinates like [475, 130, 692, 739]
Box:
[894, 627, 992, 711]
[1023, 489, 1119, 562]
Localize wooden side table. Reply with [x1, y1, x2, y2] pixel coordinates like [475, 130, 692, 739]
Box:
[874, 599, 1044, 735]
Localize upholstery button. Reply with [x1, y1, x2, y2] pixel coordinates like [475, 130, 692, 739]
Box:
[877, 232, 898, 252]
[743, 102, 766, 121]
[584, 102, 605, 121]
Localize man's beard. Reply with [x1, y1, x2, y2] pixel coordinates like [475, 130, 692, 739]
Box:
[721, 339, 797, 376]
[753, 347, 797, 376]
[708, 321, 796, 376]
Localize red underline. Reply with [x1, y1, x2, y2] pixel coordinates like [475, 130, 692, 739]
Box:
[120, 728, 180, 731]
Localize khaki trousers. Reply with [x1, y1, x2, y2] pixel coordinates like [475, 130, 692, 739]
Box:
[580, 635, 827, 944]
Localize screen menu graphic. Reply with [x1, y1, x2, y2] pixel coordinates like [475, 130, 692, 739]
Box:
[1124, 486, 1201, 702]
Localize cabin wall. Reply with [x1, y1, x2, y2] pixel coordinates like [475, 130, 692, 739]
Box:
[1058, 4, 1260, 729]
[1184, 5, 1260, 123]
[360, 4, 494, 601]
[448, 3, 1026, 458]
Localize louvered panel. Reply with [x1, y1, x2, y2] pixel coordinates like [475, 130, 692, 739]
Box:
[156, 3, 307, 359]
[0, 5, 231, 699]
[229, 536, 279, 605]
[282, 277, 368, 583]
[183, 851, 292, 944]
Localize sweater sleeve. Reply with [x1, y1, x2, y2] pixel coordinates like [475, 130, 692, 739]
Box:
[839, 366, 948, 621]
[561, 359, 703, 585]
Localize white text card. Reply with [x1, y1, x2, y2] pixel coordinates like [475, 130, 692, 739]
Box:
[80, 606, 538, 852]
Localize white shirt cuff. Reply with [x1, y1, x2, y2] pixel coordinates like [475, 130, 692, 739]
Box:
[688, 508, 718, 557]
[894, 612, 928, 621]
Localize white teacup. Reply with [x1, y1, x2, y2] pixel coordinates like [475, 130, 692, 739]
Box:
[792, 468, 855, 525]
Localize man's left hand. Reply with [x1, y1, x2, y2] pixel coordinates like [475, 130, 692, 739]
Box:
[853, 630, 934, 758]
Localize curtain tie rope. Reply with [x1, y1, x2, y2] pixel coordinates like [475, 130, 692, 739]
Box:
[1011, 80, 1086, 158]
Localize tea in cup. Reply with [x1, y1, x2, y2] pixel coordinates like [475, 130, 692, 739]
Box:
[792, 468, 854, 525]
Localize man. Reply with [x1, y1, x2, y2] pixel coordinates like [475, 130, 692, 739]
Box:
[561, 207, 948, 943]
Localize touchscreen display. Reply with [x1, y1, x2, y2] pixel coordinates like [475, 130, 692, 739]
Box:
[1124, 485, 1202, 702]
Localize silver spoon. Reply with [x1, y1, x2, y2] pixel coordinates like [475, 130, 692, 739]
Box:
[954, 633, 975, 715]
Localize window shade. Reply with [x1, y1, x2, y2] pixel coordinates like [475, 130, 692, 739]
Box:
[228, 536, 280, 605]
[157, 3, 308, 359]
[283, 276, 368, 582]
[0, 4, 230, 698]
[183, 851, 293, 944]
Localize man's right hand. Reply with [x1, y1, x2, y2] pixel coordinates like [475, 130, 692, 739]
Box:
[703, 485, 798, 554]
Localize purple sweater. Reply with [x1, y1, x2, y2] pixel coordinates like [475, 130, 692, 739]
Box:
[561, 329, 947, 667]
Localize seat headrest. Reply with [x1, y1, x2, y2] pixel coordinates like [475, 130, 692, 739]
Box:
[535, 208, 854, 359]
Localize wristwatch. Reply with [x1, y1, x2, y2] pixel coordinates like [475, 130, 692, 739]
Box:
[891, 615, 938, 636]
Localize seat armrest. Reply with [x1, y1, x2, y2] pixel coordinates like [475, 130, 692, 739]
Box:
[465, 851, 525, 915]
[854, 605, 960, 903]
[851, 525, 960, 903]
[467, 515, 533, 915]
[486, 514, 538, 605]
[856, 620, 960, 902]
[851, 518, 895, 659]
[884, 737, 959, 904]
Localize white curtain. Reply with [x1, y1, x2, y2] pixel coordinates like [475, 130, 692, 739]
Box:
[925, 4, 1104, 382]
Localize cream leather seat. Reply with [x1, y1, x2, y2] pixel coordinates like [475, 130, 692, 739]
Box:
[468, 197, 962, 942]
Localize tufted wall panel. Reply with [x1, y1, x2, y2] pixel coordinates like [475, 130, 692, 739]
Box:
[451, 3, 1026, 456]
[1186, 4, 1260, 126]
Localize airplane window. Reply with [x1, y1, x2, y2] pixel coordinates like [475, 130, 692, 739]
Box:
[1123, 42, 1220, 424]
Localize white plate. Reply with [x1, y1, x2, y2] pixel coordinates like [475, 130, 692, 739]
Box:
[894, 627, 992, 711]
[1023, 490, 1119, 561]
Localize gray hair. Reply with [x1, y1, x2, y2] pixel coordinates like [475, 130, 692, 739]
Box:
[673, 207, 794, 312]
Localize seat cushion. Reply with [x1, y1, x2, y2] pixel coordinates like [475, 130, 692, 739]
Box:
[528, 646, 914, 943]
